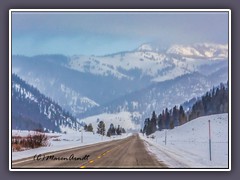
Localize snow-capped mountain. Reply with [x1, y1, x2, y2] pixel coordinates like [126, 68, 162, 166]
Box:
[12, 42, 228, 121]
[167, 43, 228, 59]
[136, 43, 159, 52]
[12, 74, 82, 133]
[67, 43, 227, 82]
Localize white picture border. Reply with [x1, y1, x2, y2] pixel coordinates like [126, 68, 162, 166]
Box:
[9, 9, 231, 171]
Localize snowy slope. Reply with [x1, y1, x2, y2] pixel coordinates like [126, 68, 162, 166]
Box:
[12, 55, 101, 117]
[12, 74, 82, 133]
[140, 113, 228, 168]
[81, 72, 226, 123]
[79, 111, 141, 131]
[12, 130, 132, 160]
[59, 83, 99, 115]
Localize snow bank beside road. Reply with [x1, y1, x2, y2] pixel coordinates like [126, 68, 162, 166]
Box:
[140, 113, 229, 168]
[12, 130, 131, 161]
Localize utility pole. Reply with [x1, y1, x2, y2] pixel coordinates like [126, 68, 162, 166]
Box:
[165, 129, 167, 145]
[81, 130, 83, 143]
[208, 120, 212, 161]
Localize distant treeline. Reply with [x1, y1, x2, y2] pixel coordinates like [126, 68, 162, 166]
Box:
[84, 121, 126, 137]
[142, 82, 229, 136]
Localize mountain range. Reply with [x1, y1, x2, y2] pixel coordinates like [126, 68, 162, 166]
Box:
[12, 43, 228, 130]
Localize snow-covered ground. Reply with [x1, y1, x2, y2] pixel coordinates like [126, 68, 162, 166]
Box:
[140, 113, 229, 168]
[79, 111, 141, 131]
[12, 130, 131, 161]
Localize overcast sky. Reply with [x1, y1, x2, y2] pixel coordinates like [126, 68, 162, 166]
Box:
[12, 11, 229, 56]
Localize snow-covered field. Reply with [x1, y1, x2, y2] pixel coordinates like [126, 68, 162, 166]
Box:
[79, 111, 141, 131]
[12, 130, 131, 161]
[140, 113, 229, 168]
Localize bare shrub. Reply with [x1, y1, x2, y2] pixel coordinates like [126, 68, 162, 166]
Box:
[12, 132, 49, 151]
[12, 144, 21, 152]
[25, 132, 49, 148]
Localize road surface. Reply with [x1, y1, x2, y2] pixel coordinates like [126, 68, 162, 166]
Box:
[12, 134, 167, 169]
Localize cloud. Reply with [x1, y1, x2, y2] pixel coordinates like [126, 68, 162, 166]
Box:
[12, 12, 229, 56]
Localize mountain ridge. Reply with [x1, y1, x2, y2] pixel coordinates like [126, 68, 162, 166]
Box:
[12, 74, 82, 133]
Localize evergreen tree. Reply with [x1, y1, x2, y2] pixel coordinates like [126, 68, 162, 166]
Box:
[170, 120, 174, 129]
[97, 121, 105, 136]
[157, 114, 163, 130]
[169, 109, 174, 129]
[109, 123, 116, 135]
[86, 123, 93, 132]
[162, 110, 166, 129]
[172, 105, 179, 126]
[107, 129, 111, 137]
[107, 123, 116, 136]
[179, 105, 186, 125]
[143, 118, 149, 134]
[151, 111, 157, 133]
[84, 124, 88, 131]
[165, 108, 170, 129]
[143, 118, 152, 136]
[116, 125, 122, 135]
